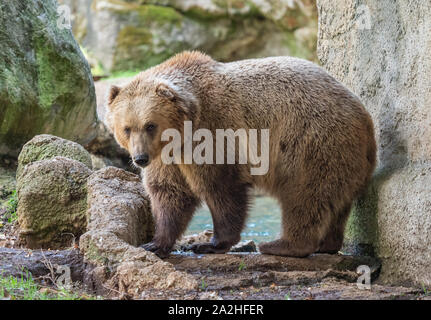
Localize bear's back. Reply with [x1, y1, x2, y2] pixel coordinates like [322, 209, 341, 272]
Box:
[212, 56, 368, 132]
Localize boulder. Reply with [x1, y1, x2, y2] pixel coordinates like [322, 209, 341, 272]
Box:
[59, 0, 317, 73]
[17, 134, 93, 178]
[0, 0, 98, 158]
[317, 0, 431, 286]
[80, 167, 154, 257]
[80, 167, 197, 297]
[17, 157, 92, 249]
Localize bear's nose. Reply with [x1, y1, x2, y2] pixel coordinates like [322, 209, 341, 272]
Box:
[134, 154, 149, 167]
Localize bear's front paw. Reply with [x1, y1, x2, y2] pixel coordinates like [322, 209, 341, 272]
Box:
[141, 242, 171, 258]
[187, 242, 230, 254]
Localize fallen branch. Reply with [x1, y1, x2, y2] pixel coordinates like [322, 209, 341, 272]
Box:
[0, 247, 85, 282]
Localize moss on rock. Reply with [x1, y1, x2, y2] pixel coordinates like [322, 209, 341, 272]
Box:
[17, 156, 91, 249]
[17, 134, 93, 178]
[137, 4, 183, 24]
[0, 0, 98, 157]
[110, 3, 190, 72]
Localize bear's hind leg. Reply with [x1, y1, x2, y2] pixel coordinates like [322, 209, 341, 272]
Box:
[259, 196, 330, 258]
[316, 203, 352, 254]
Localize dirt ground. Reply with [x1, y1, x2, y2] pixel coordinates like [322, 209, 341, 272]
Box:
[133, 252, 428, 300]
[0, 226, 429, 300]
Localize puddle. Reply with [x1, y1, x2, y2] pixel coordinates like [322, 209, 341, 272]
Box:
[186, 196, 281, 243]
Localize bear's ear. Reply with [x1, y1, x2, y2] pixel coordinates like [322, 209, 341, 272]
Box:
[156, 82, 198, 119]
[108, 85, 122, 105]
[155, 83, 177, 102]
[155, 81, 200, 120]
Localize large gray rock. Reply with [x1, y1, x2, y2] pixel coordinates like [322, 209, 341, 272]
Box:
[80, 167, 197, 297]
[80, 166, 154, 259]
[17, 156, 92, 249]
[318, 0, 431, 286]
[59, 0, 317, 73]
[0, 0, 98, 158]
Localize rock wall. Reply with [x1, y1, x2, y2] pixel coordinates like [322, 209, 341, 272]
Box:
[317, 0, 431, 286]
[0, 0, 98, 158]
[59, 0, 317, 73]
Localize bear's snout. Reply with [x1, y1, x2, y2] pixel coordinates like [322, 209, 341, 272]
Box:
[134, 153, 150, 167]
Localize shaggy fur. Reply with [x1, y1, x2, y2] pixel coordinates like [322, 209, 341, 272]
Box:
[106, 51, 376, 258]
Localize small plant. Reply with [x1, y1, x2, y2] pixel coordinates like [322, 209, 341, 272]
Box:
[284, 293, 291, 300]
[2, 190, 18, 223]
[200, 278, 207, 291]
[0, 270, 95, 300]
[238, 260, 246, 271]
[421, 283, 430, 297]
[0, 270, 40, 300]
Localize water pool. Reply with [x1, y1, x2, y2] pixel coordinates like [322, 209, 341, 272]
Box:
[186, 196, 282, 243]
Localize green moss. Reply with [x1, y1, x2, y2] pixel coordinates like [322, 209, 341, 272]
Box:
[181, 8, 222, 21]
[17, 136, 92, 178]
[16, 161, 89, 249]
[4, 190, 18, 223]
[343, 169, 390, 256]
[137, 5, 183, 25]
[0, 168, 16, 201]
[111, 4, 187, 72]
[114, 26, 157, 71]
[34, 35, 78, 111]
[98, 0, 183, 23]
[0, 65, 43, 148]
[117, 26, 153, 48]
[113, 5, 187, 72]
[0, 0, 97, 155]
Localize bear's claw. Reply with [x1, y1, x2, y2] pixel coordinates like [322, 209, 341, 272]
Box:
[141, 242, 171, 258]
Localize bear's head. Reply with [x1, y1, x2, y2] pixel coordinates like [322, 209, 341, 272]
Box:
[106, 76, 200, 168]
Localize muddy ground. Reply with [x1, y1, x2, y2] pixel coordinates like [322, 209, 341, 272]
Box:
[143, 253, 428, 300]
[1, 232, 429, 300]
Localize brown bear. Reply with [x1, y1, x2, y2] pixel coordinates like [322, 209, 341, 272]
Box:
[106, 51, 376, 258]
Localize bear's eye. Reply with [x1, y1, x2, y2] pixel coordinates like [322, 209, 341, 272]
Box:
[124, 127, 131, 136]
[145, 123, 157, 133]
